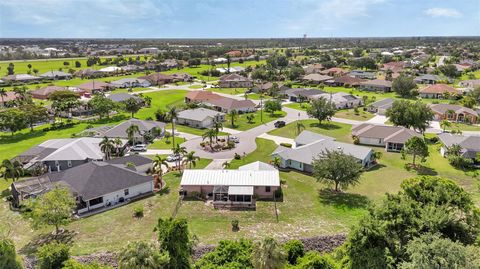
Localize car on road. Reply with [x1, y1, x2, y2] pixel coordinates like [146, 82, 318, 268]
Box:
[167, 154, 182, 162]
[274, 121, 286, 128]
[228, 136, 240, 143]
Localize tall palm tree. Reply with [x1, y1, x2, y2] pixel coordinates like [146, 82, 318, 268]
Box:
[202, 128, 217, 151]
[99, 136, 115, 160]
[271, 157, 281, 168]
[0, 88, 7, 106]
[212, 120, 223, 142]
[251, 237, 286, 269]
[440, 119, 451, 133]
[296, 121, 305, 135]
[172, 144, 187, 170]
[229, 109, 238, 128]
[0, 159, 24, 181]
[152, 154, 169, 189]
[113, 138, 123, 156]
[167, 106, 178, 148]
[182, 151, 200, 169]
[126, 124, 140, 145]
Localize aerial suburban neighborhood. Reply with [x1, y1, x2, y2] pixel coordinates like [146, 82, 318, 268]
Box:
[0, 1, 480, 268]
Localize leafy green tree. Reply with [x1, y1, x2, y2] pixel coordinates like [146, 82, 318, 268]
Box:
[154, 218, 192, 269]
[294, 251, 338, 269]
[118, 241, 170, 269]
[0, 159, 24, 181]
[438, 64, 460, 78]
[312, 150, 364, 192]
[0, 88, 8, 105]
[49, 90, 80, 120]
[0, 237, 21, 269]
[63, 259, 113, 269]
[20, 104, 49, 131]
[386, 100, 433, 132]
[88, 94, 117, 119]
[306, 97, 336, 125]
[7, 63, 14, 75]
[288, 66, 305, 80]
[401, 137, 429, 166]
[0, 108, 28, 135]
[123, 97, 142, 118]
[36, 242, 70, 269]
[392, 75, 417, 98]
[195, 239, 253, 268]
[346, 176, 480, 268]
[30, 186, 76, 237]
[251, 237, 286, 269]
[467, 86, 480, 105]
[283, 239, 305, 265]
[263, 100, 282, 116]
[399, 233, 480, 269]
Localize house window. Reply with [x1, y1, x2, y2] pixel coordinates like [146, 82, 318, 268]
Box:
[265, 186, 271, 193]
[124, 189, 129, 196]
[67, 160, 72, 167]
[89, 197, 103, 206]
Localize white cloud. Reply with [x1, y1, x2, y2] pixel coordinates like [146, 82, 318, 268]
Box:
[425, 7, 462, 18]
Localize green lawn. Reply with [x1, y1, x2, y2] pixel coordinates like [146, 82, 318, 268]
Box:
[334, 108, 375, 121]
[227, 110, 286, 131]
[268, 119, 353, 143]
[188, 85, 204, 89]
[446, 122, 480, 132]
[229, 138, 278, 168]
[148, 137, 186, 149]
[134, 90, 188, 120]
[284, 102, 310, 111]
[209, 87, 248, 96]
[109, 87, 151, 94]
[164, 123, 227, 137]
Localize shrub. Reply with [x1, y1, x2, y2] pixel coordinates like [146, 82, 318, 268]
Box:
[280, 143, 292, 148]
[133, 206, 144, 218]
[284, 239, 305, 265]
[37, 242, 70, 269]
[231, 219, 239, 232]
[448, 155, 474, 169]
[234, 153, 241, 160]
[0, 238, 21, 269]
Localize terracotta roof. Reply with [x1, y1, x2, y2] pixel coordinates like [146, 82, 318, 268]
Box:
[0, 91, 18, 103]
[209, 98, 256, 110]
[139, 73, 175, 82]
[320, 67, 347, 75]
[77, 81, 111, 92]
[303, 73, 333, 82]
[185, 91, 223, 102]
[360, 79, 392, 87]
[219, 73, 251, 82]
[418, 84, 460, 95]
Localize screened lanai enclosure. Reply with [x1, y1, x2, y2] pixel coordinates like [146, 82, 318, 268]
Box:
[212, 185, 255, 209]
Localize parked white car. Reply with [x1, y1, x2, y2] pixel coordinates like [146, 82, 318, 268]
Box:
[130, 144, 147, 152]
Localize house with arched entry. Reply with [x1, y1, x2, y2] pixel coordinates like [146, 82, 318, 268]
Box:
[430, 104, 478, 124]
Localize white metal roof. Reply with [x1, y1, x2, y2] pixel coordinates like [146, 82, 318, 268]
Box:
[228, 186, 254, 195]
[238, 161, 277, 171]
[181, 170, 280, 187]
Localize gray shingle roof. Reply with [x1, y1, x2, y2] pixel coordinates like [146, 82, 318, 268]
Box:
[352, 123, 421, 143]
[294, 130, 335, 146]
[368, 98, 394, 109]
[438, 133, 480, 158]
[177, 108, 225, 122]
[101, 119, 165, 139]
[107, 93, 142, 103]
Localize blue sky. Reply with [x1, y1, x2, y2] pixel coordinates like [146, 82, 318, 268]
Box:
[0, 0, 478, 38]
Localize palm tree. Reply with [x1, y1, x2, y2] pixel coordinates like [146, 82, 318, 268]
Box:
[212, 120, 223, 142]
[0, 159, 24, 181]
[440, 119, 451, 133]
[182, 151, 200, 169]
[229, 109, 238, 128]
[99, 136, 115, 160]
[296, 121, 305, 135]
[172, 144, 187, 170]
[222, 161, 230, 169]
[446, 109, 456, 121]
[202, 128, 217, 151]
[113, 138, 123, 156]
[126, 124, 140, 145]
[0, 88, 7, 106]
[246, 114, 255, 124]
[152, 154, 169, 189]
[271, 157, 281, 168]
[167, 106, 178, 148]
[251, 237, 286, 269]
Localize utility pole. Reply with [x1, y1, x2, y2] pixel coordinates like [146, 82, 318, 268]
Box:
[260, 94, 264, 122]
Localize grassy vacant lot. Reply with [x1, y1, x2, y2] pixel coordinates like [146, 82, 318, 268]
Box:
[268, 119, 353, 143]
[209, 87, 247, 96]
[162, 60, 265, 82]
[135, 90, 188, 120]
[148, 137, 186, 149]
[335, 108, 375, 121]
[227, 110, 286, 131]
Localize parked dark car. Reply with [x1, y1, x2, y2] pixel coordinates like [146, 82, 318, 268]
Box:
[274, 121, 286, 128]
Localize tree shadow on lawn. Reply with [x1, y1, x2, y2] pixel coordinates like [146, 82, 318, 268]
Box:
[309, 122, 341, 130]
[318, 189, 370, 210]
[19, 229, 76, 255]
[365, 163, 387, 172]
[404, 164, 438, 176]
